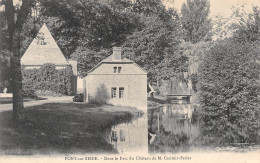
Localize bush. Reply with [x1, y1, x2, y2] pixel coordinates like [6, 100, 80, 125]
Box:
[88, 84, 109, 105]
[22, 63, 74, 96]
[154, 87, 161, 96]
[22, 89, 37, 98]
[22, 80, 37, 97]
[35, 90, 62, 97]
[198, 39, 260, 144]
[0, 82, 4, 93]
[73, 93, 84, 102]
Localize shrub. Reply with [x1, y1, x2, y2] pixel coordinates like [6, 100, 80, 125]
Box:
[22, 80, 37, 97]
[73, 93, 84, 102]
[35, 90, 62, 97]
[198, 39, 260, 144]
[22, 63, 74, 97]
[0, 82, 4, 93]
[22, 89, 37, 98]
[154, 87, 161, 96]
[88, 84, 109, 105]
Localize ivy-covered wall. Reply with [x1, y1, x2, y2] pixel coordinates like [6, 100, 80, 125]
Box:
[22, 63, 75, 96]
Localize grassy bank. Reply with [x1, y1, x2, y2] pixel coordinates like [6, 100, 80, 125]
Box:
[0, 103, 142, 155]
[0, 97, 47, 104]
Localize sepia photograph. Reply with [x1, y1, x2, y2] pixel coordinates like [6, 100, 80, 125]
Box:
[0, 0, 259, 162]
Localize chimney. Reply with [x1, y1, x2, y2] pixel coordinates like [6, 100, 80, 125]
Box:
[112, 47, 122, 61]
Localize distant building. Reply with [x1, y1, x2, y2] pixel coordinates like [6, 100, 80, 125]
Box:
[21, 23, 77, 94]
[82, 47, 147, 112]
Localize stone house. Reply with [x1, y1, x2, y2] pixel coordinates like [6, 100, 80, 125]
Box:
[21, 23, 77, 94]
[82, 47, 147, 112]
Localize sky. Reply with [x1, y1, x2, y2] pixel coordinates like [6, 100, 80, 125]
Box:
[164, 0, 260, 18]
[163, 0, 260, 39]
[2, 0, 260, 18]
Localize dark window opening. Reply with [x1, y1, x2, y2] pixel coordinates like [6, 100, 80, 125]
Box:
[119, 87, 124, 98]
[118, 67, 122, 73]
[113, 67, 117, 73]
[111, 87, 116, 98]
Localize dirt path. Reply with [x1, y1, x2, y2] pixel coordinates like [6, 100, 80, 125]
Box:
[0, 96, 73, 113]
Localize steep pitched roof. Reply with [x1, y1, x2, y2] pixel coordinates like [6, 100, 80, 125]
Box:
[87, 54, 147, 74]
[101, 55, 134, 63]
[21, 23, 69, 66]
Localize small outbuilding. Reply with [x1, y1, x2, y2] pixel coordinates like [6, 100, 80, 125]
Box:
[21, 23, 77, 94]
[82, 47, 147, 112]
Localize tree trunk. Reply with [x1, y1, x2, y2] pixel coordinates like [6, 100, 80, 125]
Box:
[4, 0, 34, 126]
[11, 30, 25, 125]
[156, 77, 160, 87]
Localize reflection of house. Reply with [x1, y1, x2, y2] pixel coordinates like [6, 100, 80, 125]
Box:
[21, 24, 77, 94]
[82, 47, 147, 111]
[111, 129, 125, 142]
[106, 116, 148, 154]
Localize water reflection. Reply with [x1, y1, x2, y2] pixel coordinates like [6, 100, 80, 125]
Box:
[149, 100, 199, 138]
[161, 104, 199, 136]
[104, 115, 148, 154]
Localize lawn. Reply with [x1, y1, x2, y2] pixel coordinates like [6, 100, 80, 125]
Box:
[0, 97, 47, 104]
[0, 103, 143, 155]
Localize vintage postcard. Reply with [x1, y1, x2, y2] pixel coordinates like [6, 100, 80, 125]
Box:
[0, 0, 259, 162]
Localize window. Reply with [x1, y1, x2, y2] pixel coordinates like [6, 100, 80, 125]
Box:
[111, 131, 117, 142]
[119, 87, 124, 99]
[118, 67, 122, 73]
[111, 87, 116, 98]
[113, 67, 117, 73]
[120, 130, 125, 141]
[113, 66, 122, 73]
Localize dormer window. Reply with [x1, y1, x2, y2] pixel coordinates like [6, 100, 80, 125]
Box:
[113, 66, 122, 73]
[118, 67, 122, 73]
[113, 67, 117, 73]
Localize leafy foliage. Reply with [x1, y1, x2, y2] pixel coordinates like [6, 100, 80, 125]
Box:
[233, 6, 260, 43]
[71, 48, 110, 77]
[88, 84, 110, 105]
[0, 10, 11, 92]
[73, 93, 84, 102]
[22, 64, 74, 96]
[180, 0, 212, 43]
[198, 39, 260, 144]
[123, 3, 187, 82]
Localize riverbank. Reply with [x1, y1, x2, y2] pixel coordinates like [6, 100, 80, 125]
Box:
[0, 102, 143, 155]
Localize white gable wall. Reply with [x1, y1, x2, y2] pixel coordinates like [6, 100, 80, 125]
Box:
[88, 63, 146, 75]
[21, 23, 69, 66]
[85, 63, 147, 112]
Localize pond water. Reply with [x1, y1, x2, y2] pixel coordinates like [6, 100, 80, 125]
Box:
[149, 100, 199, 137]
[148, 97, 202, 154]
[103, 114, 148, 154]
[148, 99, 260, 153]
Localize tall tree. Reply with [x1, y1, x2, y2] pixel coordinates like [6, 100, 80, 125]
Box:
[212, 5, 260, 41]
[198, 5, 260, 145]
[233, 6, 260, 43]
[198, 39, 260, 144]
[180, 0, 212, 43]
[65, 0, 143, 75]
[0, 8, 11, 92]
[123, 1, 187, 83]
[2, 0, 34, 124]
[179, 41, 212, 92]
